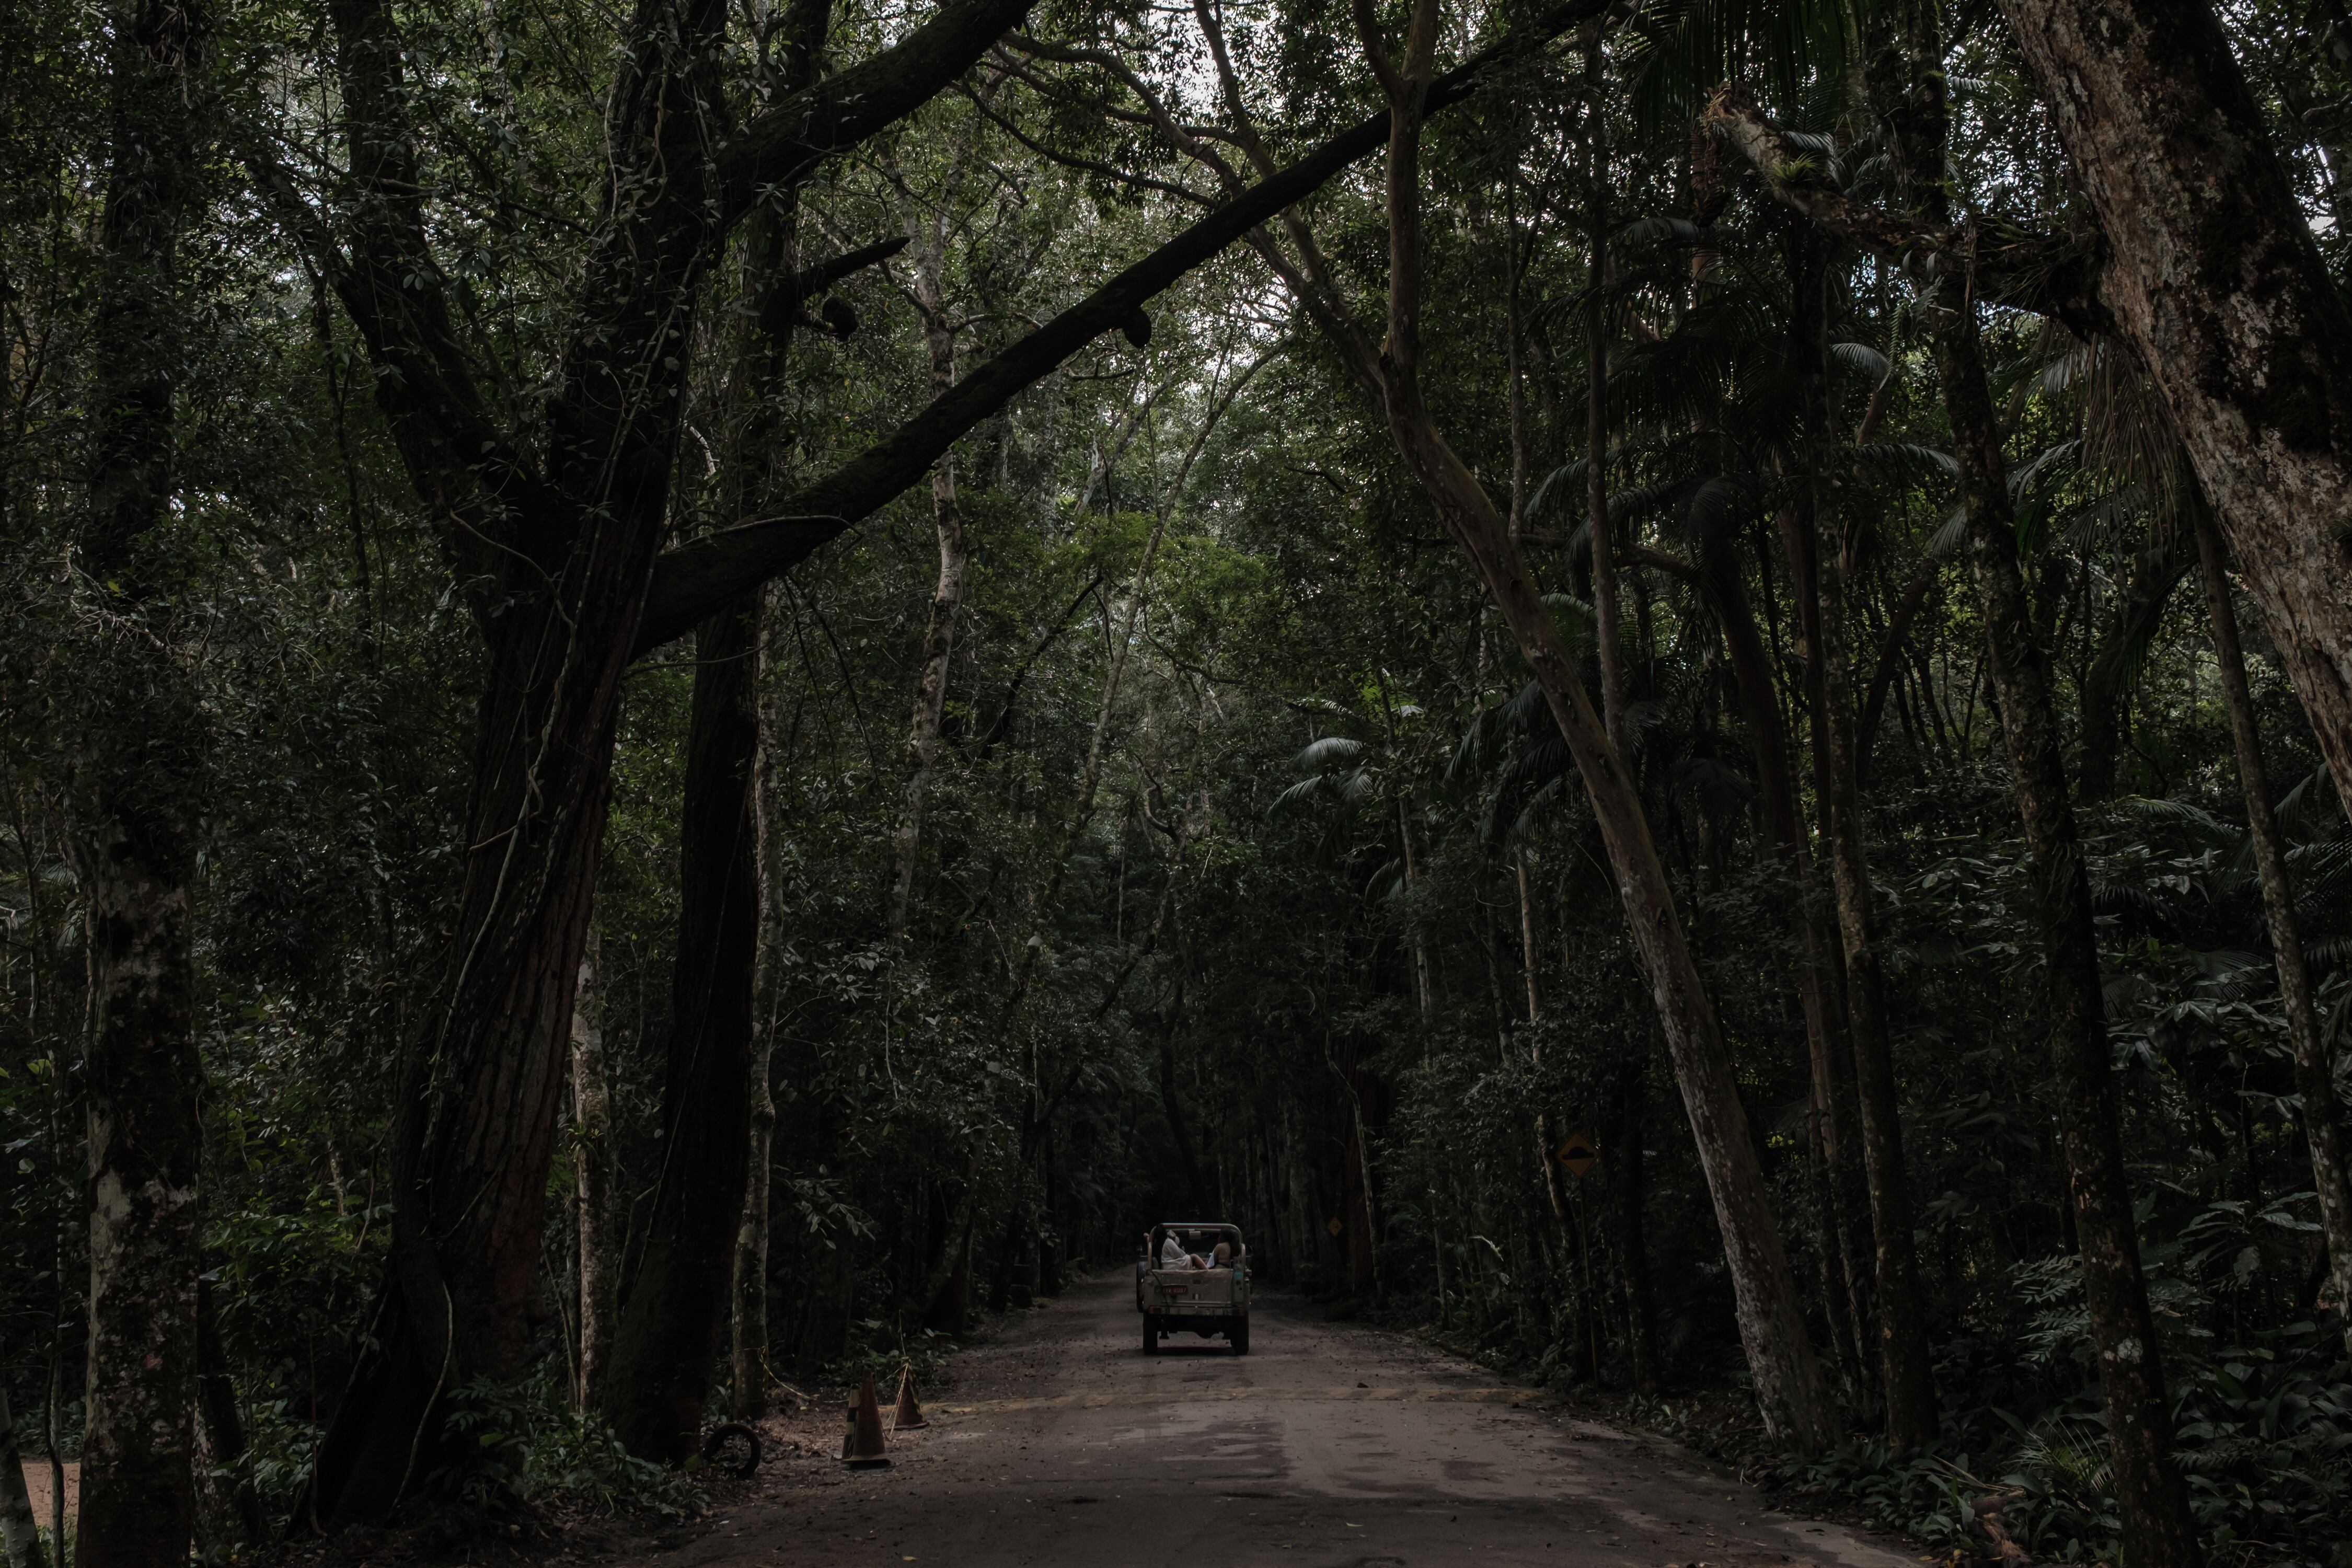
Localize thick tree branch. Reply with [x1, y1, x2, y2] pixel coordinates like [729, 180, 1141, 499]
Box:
[634, 2, 1603, 655]
[715, 0, 1037, 231]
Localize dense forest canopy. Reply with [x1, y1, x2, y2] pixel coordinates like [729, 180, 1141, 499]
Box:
[5, 0, 2352, 1562]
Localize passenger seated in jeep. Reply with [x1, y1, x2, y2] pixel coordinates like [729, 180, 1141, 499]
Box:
[1159, 1232, 1206, 1270]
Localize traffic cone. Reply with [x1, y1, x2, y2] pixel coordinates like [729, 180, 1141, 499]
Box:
[840, 1374, 891, 1468]
[893, 1366, 927, 1431]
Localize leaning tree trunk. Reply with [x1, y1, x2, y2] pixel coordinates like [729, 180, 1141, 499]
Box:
[1352, 10, 1836, 1446]
[2189, 491, 2352, 1355]
[1993, 0, 2352, 812]
[71, 0, 211, 1558]
[604, 594, 763, 1460]
[1791, 228, 1939, 1450]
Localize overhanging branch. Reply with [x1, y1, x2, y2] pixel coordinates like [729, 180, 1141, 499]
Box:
[633, 0, 1611, 656]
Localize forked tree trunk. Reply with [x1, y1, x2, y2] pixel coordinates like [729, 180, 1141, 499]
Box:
[1791, 232, 1939, 1449]
[604, 594, 763, 1460]
[73, 0, 210, 1557]
[1992, 0, 2352, 812]
[1350, 5, 1835, 1444]
[2189, 493, 2352, 1355]
[570, 931, 615, 1409]
[299, 0, 1031, 1515]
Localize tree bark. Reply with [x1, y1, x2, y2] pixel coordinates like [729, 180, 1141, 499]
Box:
[604, 595, 763, 1460]
[72, 0, 211, 1555]
[732, 589, 787, 1417]
[1347, 0, 1836, 1446]
[570, 930, 615, 1410]
[2190, 491, 2352, 1356]
[1792, 230, 1939, 1450]
[1993, 0, 2352, 813]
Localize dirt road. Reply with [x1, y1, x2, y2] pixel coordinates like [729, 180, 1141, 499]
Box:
[671, 1279, 1914, 1568]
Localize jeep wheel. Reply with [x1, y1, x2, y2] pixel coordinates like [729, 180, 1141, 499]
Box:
[1231, 1317, 1249, 1355]
[1142, 1314, 1159, 1355]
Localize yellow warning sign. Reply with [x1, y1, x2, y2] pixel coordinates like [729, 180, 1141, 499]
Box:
[1554, 1134, 1599, 1177]
[1327, 1217, 1345, 1237]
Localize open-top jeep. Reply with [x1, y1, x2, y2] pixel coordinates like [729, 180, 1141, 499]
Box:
[1136, 1222, 1250, 1354]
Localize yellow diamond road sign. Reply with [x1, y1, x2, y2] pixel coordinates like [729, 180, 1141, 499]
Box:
[1327, 1217, 1345, 1237]
[1554, 1134, 1599, 1177]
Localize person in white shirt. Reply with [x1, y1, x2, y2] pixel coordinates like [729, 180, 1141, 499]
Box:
[1159, 1232, 1192, 1270]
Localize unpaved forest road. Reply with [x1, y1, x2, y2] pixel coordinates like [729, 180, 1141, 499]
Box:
[672, 1279, 1915, 1568]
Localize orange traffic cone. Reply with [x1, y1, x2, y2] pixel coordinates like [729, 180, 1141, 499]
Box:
[840, 1374, 891, 1468]
[893, 1366, 927, 1431]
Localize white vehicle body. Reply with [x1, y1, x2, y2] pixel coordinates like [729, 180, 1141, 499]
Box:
[1136, 1222, 1250, 1354]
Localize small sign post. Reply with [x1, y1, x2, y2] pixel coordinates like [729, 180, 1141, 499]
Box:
[1553, 1133, 1600, 1177]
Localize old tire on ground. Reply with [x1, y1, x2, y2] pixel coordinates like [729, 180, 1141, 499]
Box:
[1143, 1313, 1159, 1355]
[702, 1420, 760, 1477]
[1231, 1317, 1249, 1355]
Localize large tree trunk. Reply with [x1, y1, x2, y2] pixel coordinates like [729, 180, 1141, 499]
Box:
[1993, 0, 2352, 812]
[1349, 4, 1836, 1445]
[303, 0, 739, 1516]
[72, 0, 211, 1557]
[570, 930, 615, 1410]
[1791, 231, 1939, 1449]
[2190, 492, 2352, 1355]
[604, 594, 763, 1460]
